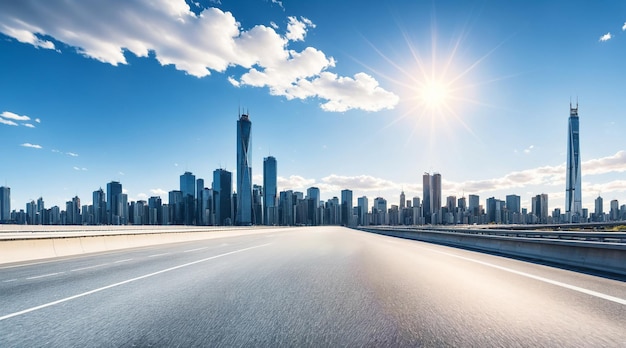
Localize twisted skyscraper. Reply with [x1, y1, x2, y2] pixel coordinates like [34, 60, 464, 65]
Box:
[236, 112, 253, 225]
[565, 102, 582, 221]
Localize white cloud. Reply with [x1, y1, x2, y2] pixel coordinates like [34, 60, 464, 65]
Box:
[1, 111, 30, 121]
[23, 123, 35, 128]
[136, 193, 149, 200]
[523, 145, 534, 154]
[72, 166, 87, 171]
[443, 151, 626, 195]
[0, 0, 397, 112]
[277, 175, 316, 191]
[35, 118, 41, 123]
[586, 180, 626, 195]
[51, 149, 61, 153]
[150, 188, 167, 196]
[622, 22, 626, 31]
[285, 16, 314, 42]
[0, 118, 18, 126]
[582, 150, 626, 175]
[270, 21, 279, 30]
[600, 32, 612, 42]
[320, 174, 398, 192]
[271, 0, 284, 9]
[21, 143, 42, 149]
[66, 152, 79, 157]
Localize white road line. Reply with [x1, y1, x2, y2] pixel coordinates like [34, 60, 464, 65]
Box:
[418, 245, 626, 306]
[147, 253, 170, 258]
[26, 272, 64, 280]
[183, 247, 208, 253]
[2, 279, 18, 283]
[0, 243, 271, 321]
[114, 259, 133, 263]
[70, 263, 110, 272]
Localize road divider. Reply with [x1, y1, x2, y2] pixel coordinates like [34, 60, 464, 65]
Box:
[0, 227, 279, 265]
[356, 227, 626, 277]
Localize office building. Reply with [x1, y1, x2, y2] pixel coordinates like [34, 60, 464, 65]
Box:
[213, 169, 233, 226]
[0, 186, 10, 222]
[236, 112, 253, 225]
[93, 188, 106, 225]
[565, 102, 582, 219]
[106, 181, 123, 224]
[180, 171, 196, 225]
[263, 156, 278, 225]
[341, 189, 353, 226]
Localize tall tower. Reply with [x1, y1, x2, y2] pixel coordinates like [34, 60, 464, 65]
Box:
[341, 189, 353, 226]
[236, 112, 253, 225]
[422, 173, 431, 224]
[565, 102, 582, 219]
[213, 168, 233, 226]
[0, 186, 10, 222]
[106, 181, 123, 225]
[263, 156, 277, 226]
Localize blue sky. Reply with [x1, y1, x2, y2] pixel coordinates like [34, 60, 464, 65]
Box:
[1, 0, 626, 213]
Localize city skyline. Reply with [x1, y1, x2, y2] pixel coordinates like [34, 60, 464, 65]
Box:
[1, 1, 626, 211]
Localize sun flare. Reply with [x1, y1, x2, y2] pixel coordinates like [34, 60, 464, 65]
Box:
[419, 80, 450, 109]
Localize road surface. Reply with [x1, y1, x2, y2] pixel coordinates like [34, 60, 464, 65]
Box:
[1, 226, 625, 347]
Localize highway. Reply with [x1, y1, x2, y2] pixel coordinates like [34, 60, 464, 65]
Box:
[1, 226, 625, 347]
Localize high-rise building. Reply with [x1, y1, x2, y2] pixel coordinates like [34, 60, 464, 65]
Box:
[432, 173, 442, 223]
[168, 190, 184, 225]
[422, 173, 431, 223]
[423, 173, 442, 224]
[357, 196, 369, 226]
[106, 181, 123, 225]
[565, 102, 582, 219]
[180, 171, 196, 225]
[506, 195, 521, 214]
[307, 187, 320, 208]
[93, 188, 106, 225]
[213, 169, 233, 226]
[468, 194, 480, 216]
[532, 193, 549, 224]
[0, 186, 10, 222]
[399, 191, 406, 210]
[594, 195, 603, 220]
[263, 156, 277, 225]
[341, 189, 353, 226]
[236, 112, 253, 225]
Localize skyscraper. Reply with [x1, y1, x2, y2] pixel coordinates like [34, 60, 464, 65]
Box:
[213, 168, 233, 226]
[236, 112, 252, 225]
[106, 181, 123, 225]
[263, 156, 277, 226]
[341, 189, 353, 226]
[565, 102, 582, 220]
[180, 171, 196, 225]
[0, 186, 10, 222]
[422, 173, 431, 223]
[431, 173, 442, 224]
[93, 188, 106, 225]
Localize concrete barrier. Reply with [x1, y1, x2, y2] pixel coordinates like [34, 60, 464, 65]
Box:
[357, 227, 626, 277]
[0, 227, 281, 265]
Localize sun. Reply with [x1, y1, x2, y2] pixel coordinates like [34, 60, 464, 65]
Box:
[418, 79, 450, 110]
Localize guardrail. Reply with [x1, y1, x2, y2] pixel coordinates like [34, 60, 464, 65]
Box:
[364, 226, 626, 243]
[355, 226, 626, 277]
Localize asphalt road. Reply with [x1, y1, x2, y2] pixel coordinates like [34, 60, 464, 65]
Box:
[1, 226, 625, 347]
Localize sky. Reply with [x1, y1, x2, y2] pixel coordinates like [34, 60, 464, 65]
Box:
[1, 0, 626, 213]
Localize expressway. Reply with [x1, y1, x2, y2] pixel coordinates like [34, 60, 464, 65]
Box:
[1, 226, 625, 347]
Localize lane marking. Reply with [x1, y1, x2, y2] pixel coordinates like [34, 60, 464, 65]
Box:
[183, 247, 208, 253]
[2, 279, 18, 283]
[0, 243, 271, 321]
[417, 244, 626, 306]
[26, 272, 64, 280]
[147, 253, 170, 258]
[114, 259, 133, 263]
[70, 263, 110, 272]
